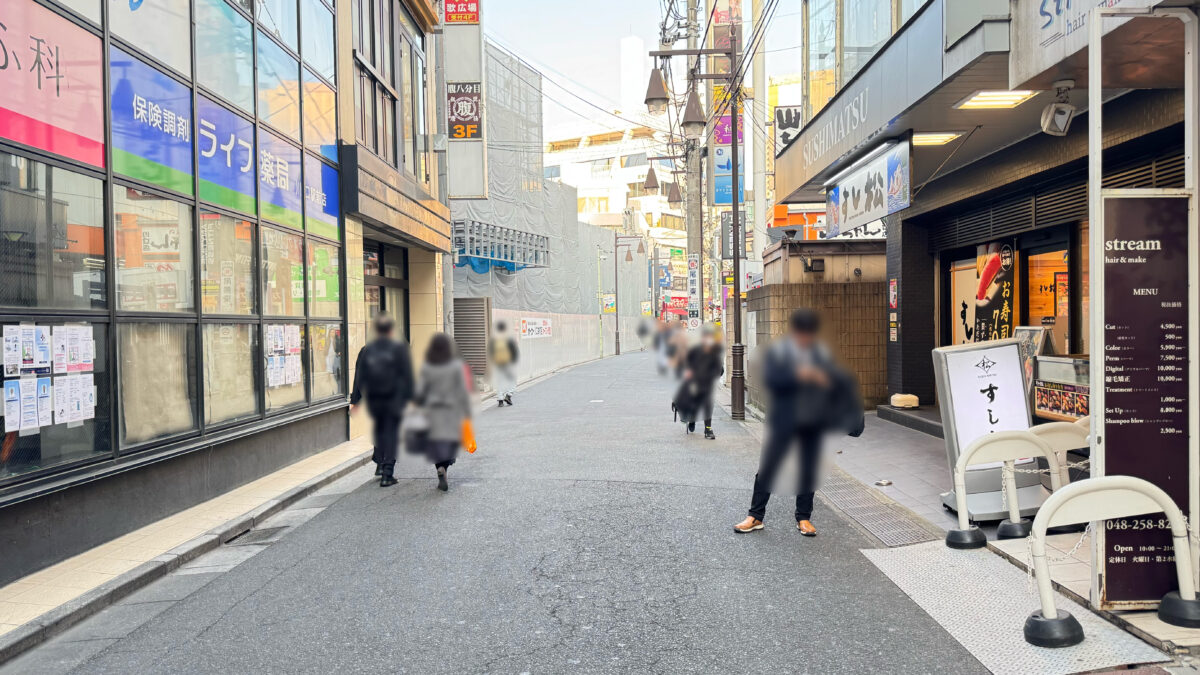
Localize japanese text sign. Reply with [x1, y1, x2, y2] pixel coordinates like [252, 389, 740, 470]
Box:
[943, 342, 1030, 452]
[197, 96, 256, 215]
[519, 318, 551, 339]
[304, 154, 340, 241]
[713, 113, 742, 145]
[448, 82, 482, 140]
[258, 130, 302, 230]
[714, 174, 744, 205]
[0, 0, 104, 167]
[826, 140, 910, 236]
[110, 46, 193, 195]
[445, 0, 480, 24]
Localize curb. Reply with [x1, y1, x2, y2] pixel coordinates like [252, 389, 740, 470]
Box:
[0, 449, 372, 665]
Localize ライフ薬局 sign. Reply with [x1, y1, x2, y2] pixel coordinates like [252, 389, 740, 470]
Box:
[197, 96, 256, 215]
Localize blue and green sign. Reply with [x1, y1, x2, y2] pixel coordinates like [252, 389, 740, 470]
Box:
[304, 154, 339, 240]
[258, 129, 303, 230]
[109, 45, 194, 195]
[197, 96, 256, 215]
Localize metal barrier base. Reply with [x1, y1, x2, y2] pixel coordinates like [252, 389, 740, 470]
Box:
[945, 527, 987, 549]
[1024, 610, 1085, 648]
[1159, 591, 1200, 628]
[997, 518, 1033, 539]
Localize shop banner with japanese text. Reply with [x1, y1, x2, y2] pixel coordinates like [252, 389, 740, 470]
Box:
[258, 129, 303, 230]
[197, 95, 256, 215]
[109, 45, 193, 195]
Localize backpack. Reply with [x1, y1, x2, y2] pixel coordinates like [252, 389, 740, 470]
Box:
[364, 342, 398, 397]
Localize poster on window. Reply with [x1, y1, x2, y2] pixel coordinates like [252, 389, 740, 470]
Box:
[973, 241, 1018, 341]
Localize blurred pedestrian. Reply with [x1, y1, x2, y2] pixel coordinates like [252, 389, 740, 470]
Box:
[669, 318, 689, 378]
[683, 324, 724, 439]
[415, 333, 474, 491]
[350, 314, 415, 488]
[653, 319, 671, 375]
[490, 321, 520, 406]
[734, 309, 863, 535]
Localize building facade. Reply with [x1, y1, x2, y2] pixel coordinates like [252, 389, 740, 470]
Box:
[0, 0, 445, 585]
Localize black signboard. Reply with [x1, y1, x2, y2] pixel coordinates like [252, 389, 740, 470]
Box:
[447, 83, 483, 140]
[721, 210, 746, 260]
[1102, 196, 1190, 606]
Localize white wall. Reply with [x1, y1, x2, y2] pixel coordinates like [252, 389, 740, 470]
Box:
[491, 309, 650, 388]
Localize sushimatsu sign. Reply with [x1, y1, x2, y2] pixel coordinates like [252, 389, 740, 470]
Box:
[801, 89, 871, 167]
[1010, 0, 1157, 88]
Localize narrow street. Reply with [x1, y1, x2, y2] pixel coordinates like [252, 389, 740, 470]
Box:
[5, 353, 984, 674]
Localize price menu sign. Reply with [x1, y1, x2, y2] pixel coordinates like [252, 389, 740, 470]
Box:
[1101, 196, 1190, 607]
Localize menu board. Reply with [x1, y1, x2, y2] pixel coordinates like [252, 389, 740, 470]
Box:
[1101, 196, 1190, 606]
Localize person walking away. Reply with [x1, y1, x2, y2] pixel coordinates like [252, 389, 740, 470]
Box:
[416, 333, 473, 491]
[683, 324, 724, 439]
[350, 314, 414, 487]
[653, 319, 671, 375]
[734, 309, 863, 535]
[490, 322, 520, 406]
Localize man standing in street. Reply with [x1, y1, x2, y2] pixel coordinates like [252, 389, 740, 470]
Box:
[490, 321, 519, 406]
[734, 309, 863, 535]
[350, 313, 414, 487]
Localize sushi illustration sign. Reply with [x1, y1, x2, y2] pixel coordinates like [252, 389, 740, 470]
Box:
[825, 140, 910, 236]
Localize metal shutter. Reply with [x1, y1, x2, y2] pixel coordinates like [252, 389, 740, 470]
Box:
[453, 297, 491, 378]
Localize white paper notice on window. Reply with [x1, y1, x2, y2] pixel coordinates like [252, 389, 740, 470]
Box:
[37, 377, 52, 428]
[80, 327, 94, 372]
[54, 376, 69, 424]
[67, 327, 83, 372]
[53, 327, 68, 374]
[81, 374, 95, 421]
[19, 376, 39, 433]
[2, 327, 19, 377]
[67, 375, 83, 425]
[3, 380, 20, 433]
[33, 326, 51, 371]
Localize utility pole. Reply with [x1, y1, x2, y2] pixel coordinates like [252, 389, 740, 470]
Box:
[686, 0, 703, 322]
[727, 28, 746, 421]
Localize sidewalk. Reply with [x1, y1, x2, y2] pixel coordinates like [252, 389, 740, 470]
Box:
[0, 437, 371, 662]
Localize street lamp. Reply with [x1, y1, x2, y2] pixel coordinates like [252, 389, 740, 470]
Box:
[666, 181, 683, 208]
[612, 233, 645, 356]
[681, 89, 705, 140]
[643, 166, 659, 194]
[644, 67, 669, 115]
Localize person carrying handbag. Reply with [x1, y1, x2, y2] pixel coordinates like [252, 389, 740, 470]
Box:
[414, 333, 474, 492]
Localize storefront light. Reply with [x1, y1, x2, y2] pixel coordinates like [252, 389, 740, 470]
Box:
[953, 90, 1038, 110]
[912, 132, 963, 146]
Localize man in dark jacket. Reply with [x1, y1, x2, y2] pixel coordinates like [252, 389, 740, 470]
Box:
[734, 308, 863, 536]
[683, 324, 724, 439]
[350, 314, 414, 487]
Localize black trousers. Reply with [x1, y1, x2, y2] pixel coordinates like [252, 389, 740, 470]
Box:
[371, 410, 402, 473]
[700, 392, 714, 426]
[748, 425, 823, 522]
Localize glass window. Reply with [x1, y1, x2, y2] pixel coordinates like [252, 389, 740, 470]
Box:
[303, 70, 338, 162]
[414, 53, 427, 182]
[901, 0, 930, 24]
[383, 246, 406, 279]
[113, 187, 195, 312]
[257, 0, 299, 52]
[301, 0, 337, 83]
[363, 248, 380, 276]
[400, 41, 414, 175]
[621, 153, 648, 168]
[0, 154, 106, 310]
[307, 241, 340, 317]
[261, 226, 304, 316]
[843, 0, 892, 82]
[807, 0, 837, 119]
[200, 211, 256, 314]
[1027, 249, 1070, 355]
[544, 166, 561, 179]
[264, 323, 306, 410]
[119, 322, 197, 446]
[196, 0, 255, 113]
[59, 0, 101, 23]
[257, 32, 302, 140]
[203, 323, 259, 425]
[310, 322, 343, 399]
[0, 321, 110, 481]
[108, 0, 192, 75]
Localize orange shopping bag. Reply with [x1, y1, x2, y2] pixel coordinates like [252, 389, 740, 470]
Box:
[461, 418, 477, 454]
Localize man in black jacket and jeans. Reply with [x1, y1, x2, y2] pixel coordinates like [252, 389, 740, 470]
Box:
[350, 314, 415, 487]
[734, 308, 863, 536]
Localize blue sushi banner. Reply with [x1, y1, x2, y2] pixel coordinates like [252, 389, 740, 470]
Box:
[304, 154, 340, 241]
[109, 45, 194, 195]
[197, 96, 257, 215]
[258, 129, 303, 230]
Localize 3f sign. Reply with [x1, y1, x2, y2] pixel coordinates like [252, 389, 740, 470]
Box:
[452, 124, 479, 139]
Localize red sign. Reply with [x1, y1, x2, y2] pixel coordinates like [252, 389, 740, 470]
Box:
[445, 1, 480, 24]
[0, 0, 105, 167]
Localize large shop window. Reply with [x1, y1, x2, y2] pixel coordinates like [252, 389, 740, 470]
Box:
[109, 0, 192, 76]
[119, 322, 197, 446]
[257, 0, 299, 52]
[842, 0, 892, 82]
[196, 0, 256, 113]
[59, 0, 101, 23]
[261, 227, 305, 316]
[113, 187, 195, 313]
[265, 323, 306, 410]
[307, 241, 341, 318]
[309, 322, 343, 399]
[202, 322, 259, 425]
[257, 32, 302, 141]
[807, 0, 838, 120]
[303, 70, 338, 163]
[0, 322, 110, 482]
[301, 0, 337, 84]
[0, 153, 106, 311]
[200, 211, 256, 315]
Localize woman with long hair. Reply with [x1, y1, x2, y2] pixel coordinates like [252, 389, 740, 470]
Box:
[414, 333, 473, 491]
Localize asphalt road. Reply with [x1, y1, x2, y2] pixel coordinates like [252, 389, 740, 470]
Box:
[4, 352, 986, 674]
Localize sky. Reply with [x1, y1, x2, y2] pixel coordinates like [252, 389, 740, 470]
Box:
[486, 0, 667, 134]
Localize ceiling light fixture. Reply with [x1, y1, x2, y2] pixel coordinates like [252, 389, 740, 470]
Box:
[912, 132, 964, 146]
[953, 90, 1038, 110]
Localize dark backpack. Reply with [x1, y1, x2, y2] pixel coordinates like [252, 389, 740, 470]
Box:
[364, 342, 398, 398]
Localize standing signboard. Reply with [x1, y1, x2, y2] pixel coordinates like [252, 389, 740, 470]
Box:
[1096, 195, 1191, 608]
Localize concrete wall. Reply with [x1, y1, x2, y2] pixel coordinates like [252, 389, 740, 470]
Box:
[488, 309, 648, 389]
[746, 282, 888, 411]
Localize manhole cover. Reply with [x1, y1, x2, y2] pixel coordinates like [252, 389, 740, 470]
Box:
[227, 526, 289, 546]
